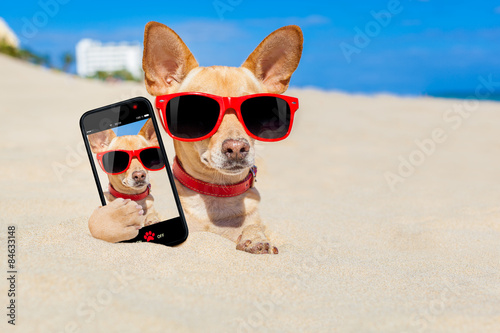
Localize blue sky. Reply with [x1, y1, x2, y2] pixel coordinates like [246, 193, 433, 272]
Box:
[1, 0, 500, 95]
[112, 119, 146, 137]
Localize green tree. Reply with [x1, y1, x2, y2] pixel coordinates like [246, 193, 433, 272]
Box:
[89, 69, 140, 82]
[0, 39, 51, 67]
[62, 52, 74, 72]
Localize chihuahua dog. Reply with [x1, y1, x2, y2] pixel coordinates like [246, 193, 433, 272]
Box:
[88, 23, 302, 254]
[88, 119, 161, 242]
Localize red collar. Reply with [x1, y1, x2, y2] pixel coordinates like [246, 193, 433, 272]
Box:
[172, 156, 257, 197]
[108, 183, 151, 201]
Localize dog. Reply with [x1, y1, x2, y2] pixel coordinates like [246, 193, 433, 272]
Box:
[88, 23, 302, 254]
[88, 119, 162, 242]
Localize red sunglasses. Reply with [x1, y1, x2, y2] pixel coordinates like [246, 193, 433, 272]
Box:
[96, 147, 165, 175]
[155, 92, 299, 142]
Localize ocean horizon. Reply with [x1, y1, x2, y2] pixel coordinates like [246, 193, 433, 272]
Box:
[427, 92, 500, 102]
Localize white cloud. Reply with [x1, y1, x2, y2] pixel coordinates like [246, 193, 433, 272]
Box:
[169, 19, 248, 43]
[495, 6, 500, 14]
[245, 15, 331, 28]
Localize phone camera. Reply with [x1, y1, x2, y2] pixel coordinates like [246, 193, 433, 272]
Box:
[119, 105, 130, 121]
[99, 118, 112, 130]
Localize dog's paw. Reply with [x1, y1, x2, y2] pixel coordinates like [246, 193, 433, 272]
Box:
[108, 198, 145, 228]
[143, 211, 161, 227]
[89, 198, 145, 243]
[236, 225, 278, 254]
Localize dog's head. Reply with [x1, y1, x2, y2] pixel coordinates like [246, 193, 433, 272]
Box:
[88, 119, 159, 194]
[142, 22, 302, 180]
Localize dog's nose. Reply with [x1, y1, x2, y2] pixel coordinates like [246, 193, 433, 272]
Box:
[222, 139, 250, 161]
[132, 170, 146, 181]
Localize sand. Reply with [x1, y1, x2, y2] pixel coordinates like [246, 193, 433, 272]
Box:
[1, 53, 499, 332]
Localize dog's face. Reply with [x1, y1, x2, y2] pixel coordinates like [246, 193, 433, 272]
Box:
[88, 119, 159, 193]
[142, 22, 303, 178]
[176, 67, 263, 175]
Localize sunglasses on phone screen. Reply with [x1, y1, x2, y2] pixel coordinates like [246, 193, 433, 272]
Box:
[96, 147, 165, 175]
[155, 93, 299, 142]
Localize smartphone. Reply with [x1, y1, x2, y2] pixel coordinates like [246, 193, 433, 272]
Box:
[80, 97, 188, 246]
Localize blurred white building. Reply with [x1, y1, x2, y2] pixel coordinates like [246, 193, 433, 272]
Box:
[0, 17, 19, 48]
[76, 39, 142, 79]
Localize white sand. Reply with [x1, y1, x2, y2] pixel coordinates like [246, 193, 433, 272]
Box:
[1, 53, 499, 332]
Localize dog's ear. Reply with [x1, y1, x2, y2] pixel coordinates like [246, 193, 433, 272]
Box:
[242, 25, 303, 94]
[138, 119, 159, 146]
[88, 129, 116, 154]
[143, 22, 199, 96]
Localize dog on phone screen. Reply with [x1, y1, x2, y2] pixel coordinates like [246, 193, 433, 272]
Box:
[88, 119, 161, 242]
[88, 23, 302, 253]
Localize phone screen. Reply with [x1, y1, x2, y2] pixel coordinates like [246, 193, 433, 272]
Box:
[80, 97, 188, 246]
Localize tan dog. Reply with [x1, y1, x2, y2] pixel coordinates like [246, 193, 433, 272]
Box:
[88, 119, 161, 242]
[87, 23, 302, 252]
[142, 22, 303, 254]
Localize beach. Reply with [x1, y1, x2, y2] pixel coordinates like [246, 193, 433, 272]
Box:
[1, 53, 499, 332]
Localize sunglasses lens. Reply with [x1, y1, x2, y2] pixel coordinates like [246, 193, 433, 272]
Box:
[139, 148, 164, 170]
[240, 97, 291, 140]
[101, 151, 130, 174]
[166, 95, 220, 139]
